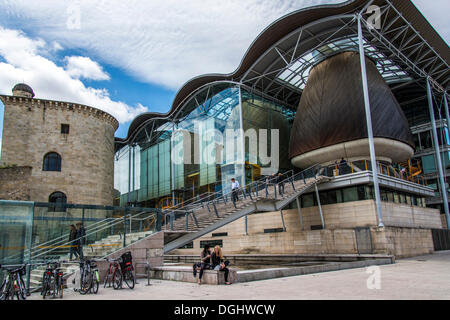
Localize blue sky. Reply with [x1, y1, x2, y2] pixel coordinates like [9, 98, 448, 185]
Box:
[0, 0, 448, 150]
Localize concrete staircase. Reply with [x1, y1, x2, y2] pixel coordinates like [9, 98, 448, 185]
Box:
[26, 167, 327, 289]
[164, 175, 328, 253]
[28, 230, 155, 290]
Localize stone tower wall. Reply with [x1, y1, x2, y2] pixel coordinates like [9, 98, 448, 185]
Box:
[0, 95, 118, 206]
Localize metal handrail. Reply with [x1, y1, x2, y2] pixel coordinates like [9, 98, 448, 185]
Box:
[6, 167, 319, 264]
[28, 211, 162, 261]
[159, 165, 321, 231]
[322, 160, 427, 186]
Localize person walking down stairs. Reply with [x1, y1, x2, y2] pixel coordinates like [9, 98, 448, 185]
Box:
[231, 178, 240, 203]
[69, 224, 79, 261]
[75, 222, 86, 260]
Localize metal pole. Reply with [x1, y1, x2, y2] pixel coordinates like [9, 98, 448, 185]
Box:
[427, 80, 450, 229]
[295, 196, 304, 231]
[127, 145, 131, 206]
[444, 93, 450, 140]
[244, 216, 248, 235]
[280, 210, 286, 232]
[314, 184, 325, 229]
[238, 85, 246, 188]
[171, 122, 176, 207]
[358, 15, 384, 227]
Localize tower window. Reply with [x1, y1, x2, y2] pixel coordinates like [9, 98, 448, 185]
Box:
[61, 124, 70, 134]
[43, 152, 62, 171]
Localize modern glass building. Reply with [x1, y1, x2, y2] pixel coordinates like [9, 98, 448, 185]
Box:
[115, 0, 449, 227]
[115, 84, 294, 207]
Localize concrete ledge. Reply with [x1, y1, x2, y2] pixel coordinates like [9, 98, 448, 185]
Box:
[165, 254, 395, 264]
[151, 257, 393, 285]
[150, 266, 237, 285]
[236, 258, 393, 283]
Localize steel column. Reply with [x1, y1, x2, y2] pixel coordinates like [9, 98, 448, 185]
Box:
[238, 85, 246, 188]
[358, 15, 384, 227]
[295, 196, 304, 231]
[280, 210, 286, 232]
[244, 216, 248, 235]
[444, 94, 450, 150]
[127, 145, 131, 206]
[427, 80, 450, 229]
[314, 184, 325, 229]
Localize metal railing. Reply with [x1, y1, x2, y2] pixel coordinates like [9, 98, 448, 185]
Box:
[321, 160, 427, 186]
[159, 165, 323, 232]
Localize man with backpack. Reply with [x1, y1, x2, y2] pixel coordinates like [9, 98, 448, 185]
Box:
[76, 222, 86, 259]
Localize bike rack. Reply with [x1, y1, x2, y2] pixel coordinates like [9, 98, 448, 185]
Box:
[134, 262, 151, 286]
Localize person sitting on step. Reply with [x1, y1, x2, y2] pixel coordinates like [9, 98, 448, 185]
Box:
[193, 244, 212, 285]
[211, 245, 231, 285]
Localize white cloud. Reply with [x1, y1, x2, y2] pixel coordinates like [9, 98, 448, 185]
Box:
[0, 27, 147, 124]
[0, 0, 348, 90]
[65, 56, 110, 81]
[0, 0, 446, 94]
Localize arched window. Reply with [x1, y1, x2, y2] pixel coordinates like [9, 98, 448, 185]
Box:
[43, 152, 62, 171]
[48, 192, 67, 212]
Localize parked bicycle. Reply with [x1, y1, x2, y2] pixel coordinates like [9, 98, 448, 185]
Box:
[120, 252, 135, 289]
[103, 257, 123, 290]
[0, 264, 28, 300]
[73, 258, 100, 295]
[103, 252, 135, 290]
[41, 261, 65, 299]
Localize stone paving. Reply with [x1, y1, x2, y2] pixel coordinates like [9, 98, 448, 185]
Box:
[28, 251, 450, 300]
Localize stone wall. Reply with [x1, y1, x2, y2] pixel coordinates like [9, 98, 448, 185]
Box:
[442, 215, 448, 229]
[0, 166, 32, 200]
[169, 200, 439, 258]
[371, 227, 434, 258]
[0, 95, 118, 205]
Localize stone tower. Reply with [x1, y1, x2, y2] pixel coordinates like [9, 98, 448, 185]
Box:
[0, 84, 119, 206]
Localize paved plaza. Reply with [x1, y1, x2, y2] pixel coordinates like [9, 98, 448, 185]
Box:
[29, 251, 450, 300]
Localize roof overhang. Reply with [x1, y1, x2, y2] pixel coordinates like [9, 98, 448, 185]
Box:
[116, 0, 449, 150]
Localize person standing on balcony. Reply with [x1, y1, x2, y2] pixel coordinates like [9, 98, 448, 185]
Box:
[69, 225, 79, 261]
[231, 178, 240, 203]
[75, 222, 86, 259]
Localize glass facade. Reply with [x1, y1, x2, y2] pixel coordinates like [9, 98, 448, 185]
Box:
[300, 185, 427, 208]
[114, 83, 295, 207]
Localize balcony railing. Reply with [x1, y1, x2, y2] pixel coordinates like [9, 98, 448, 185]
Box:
[322, 160, 427, 186]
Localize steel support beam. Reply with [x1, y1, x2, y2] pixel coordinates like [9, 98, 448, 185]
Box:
[244, 216, 248, 235]
[295, 196, 304, 231]
[280, 210, 287, 232]
[358, 15, 384, 227]
[427, 80, 450, 229]
[314, 184, 325, 229]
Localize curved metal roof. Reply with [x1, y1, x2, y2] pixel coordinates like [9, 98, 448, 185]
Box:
[117, 0, 450, 148]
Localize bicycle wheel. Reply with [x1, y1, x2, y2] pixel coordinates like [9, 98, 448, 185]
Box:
[1, 279, 11, 300]
[112, 269, 122, 290]
[123, 269, 135, 289]
[57, 276, 64, 299]
[103, 268, 110, 288]
[79, 270, 92, 295]
[43, 274, 54, 299]
[17, 273, 27, 300]
[0, 279, 6, 300]
[91, 271, 99, 294]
